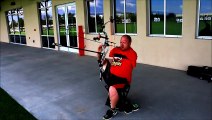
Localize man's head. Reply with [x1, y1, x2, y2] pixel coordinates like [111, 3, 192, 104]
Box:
[120, 35, 132, 51]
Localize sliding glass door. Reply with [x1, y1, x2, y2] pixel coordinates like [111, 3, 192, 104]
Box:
[56, 3, 78, 53]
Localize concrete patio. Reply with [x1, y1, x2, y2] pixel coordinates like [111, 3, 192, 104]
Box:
[0, 42, 211, 120]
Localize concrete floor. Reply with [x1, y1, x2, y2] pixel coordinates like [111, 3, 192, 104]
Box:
[0, 42, 211, 120]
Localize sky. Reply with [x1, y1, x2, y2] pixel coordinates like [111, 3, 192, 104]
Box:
[152, 0, 211, 14]
[151, 0, 182, 14]
[89, 0, 103, 14]
[200, 0, 212, 13]
[57, 5, 76, 16]
[88, 0, 136, 14]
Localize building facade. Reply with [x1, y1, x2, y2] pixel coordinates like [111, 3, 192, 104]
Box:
[0, 0, 211, 70]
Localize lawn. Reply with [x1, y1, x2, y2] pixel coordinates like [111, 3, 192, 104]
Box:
[116, 23, 137, 33]
[0, 88, 37, 120]
[150, 21, 182, 35]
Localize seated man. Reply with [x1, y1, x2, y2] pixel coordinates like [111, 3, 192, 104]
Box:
[97, 35, 139, 120]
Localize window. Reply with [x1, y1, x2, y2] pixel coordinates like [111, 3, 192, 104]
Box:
[38, 0, 55, 48]
[197, 0, 212, 39]
[87, 0, 104, 33]
[6, 8, 26, 44]
[114, 0, 137, 34]
[149, 0, 183, 36]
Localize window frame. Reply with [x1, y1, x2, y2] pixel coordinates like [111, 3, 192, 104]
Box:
[196, 0, 212, 40]
[86, 0, 104, 34]
[38, 0, 55, 48]
[6, 8, 26, 45]
[113, 0, 137, 35]
[148, 0, 183, 38]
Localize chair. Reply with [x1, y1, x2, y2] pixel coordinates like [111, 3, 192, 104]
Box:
[104, 84, 131, 111]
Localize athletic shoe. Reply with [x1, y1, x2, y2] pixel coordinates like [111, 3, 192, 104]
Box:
[103, 109, 117, 120]
[132, 103, 139, 111]
[124, 103, 139, 114]
[124, 106, 133, 114]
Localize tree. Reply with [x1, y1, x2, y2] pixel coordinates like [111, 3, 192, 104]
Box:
[166, 13, 176, 21]
[18, 18, 24, 27]
[127, 13, 136, 22]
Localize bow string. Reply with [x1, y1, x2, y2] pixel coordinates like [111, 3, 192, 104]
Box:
[53, 17, 115, 81]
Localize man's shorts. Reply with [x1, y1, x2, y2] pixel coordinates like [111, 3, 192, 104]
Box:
[102, 60, 129, 89]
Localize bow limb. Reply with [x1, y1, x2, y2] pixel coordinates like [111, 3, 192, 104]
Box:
[98, 41, 110, 81]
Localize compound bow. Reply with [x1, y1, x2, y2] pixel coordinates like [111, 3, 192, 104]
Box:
[95, 17, 115, 81]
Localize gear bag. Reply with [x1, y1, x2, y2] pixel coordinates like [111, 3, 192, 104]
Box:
[187, 66, 212, 83]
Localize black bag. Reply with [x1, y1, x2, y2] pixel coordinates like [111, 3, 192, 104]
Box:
[187, 66, 212, 82]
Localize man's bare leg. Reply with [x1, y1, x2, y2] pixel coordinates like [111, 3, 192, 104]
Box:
[109, 86, 119, 109]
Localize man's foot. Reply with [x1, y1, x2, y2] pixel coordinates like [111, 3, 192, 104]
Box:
[124, 106, 132, 114]
[132, 103, 139, 111]
[124, 103, 139, 114]
[103, 109, 117, 120]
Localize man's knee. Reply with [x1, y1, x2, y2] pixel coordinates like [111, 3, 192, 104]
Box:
[109, 86, 118, 97]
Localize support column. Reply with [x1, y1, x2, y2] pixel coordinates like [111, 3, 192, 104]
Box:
[78, 25, 85, 56]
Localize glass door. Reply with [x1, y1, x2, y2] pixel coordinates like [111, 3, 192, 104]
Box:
[56, 3, 78, 53]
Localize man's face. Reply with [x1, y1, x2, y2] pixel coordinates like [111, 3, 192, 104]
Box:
[120, 36, 131, 51]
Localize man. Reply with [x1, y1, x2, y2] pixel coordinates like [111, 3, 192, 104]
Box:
[97, 35, 139, 119]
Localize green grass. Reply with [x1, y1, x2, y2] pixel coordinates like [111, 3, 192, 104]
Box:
[150, 21, 164, 34]
[150, 21, 182, 35]
[116, 23, 137, 33]
[10, 32, 25, 35]
[199, 20, 212, 31]
[116, 23, 125, 33]
[42, 28, 54, 35]
[166, 21, 182, 35]
[0, 88, 37, 120]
